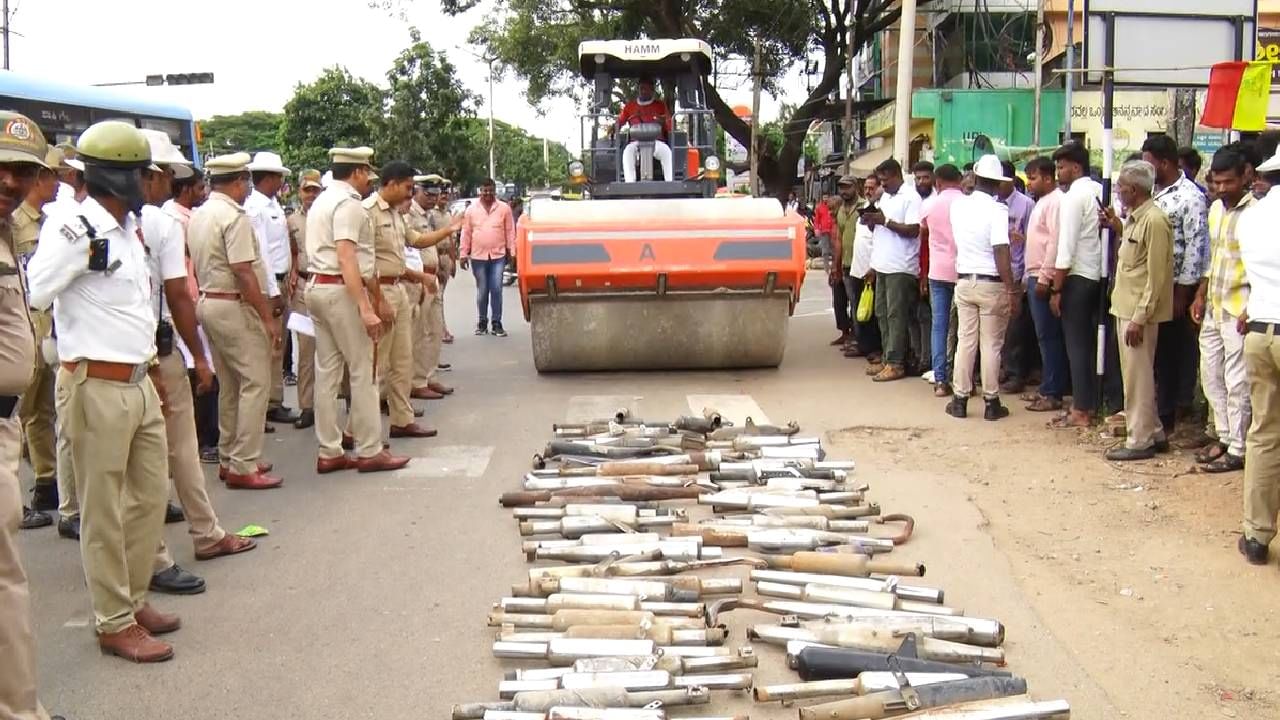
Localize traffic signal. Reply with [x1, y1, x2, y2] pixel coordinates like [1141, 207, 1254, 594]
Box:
[164, 73, 215, 85]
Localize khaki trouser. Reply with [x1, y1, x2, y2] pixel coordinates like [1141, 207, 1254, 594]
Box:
[1244, 329, 1280, 544]
[153, 352, 226, 573]
[1, 416, 51, 720]
[376, 283, 415, 427]
[65, 367, 169, 634]
[269, 282, 289, 408]
[292, 286, 315, 411]
[308, 283, 381, 459]
[952, 279, 1010, 399]
[54, 369, 77, 521]
[1116, 317, 1165, 450]
[18, 310, 55, 485]
[1201, 315, 1252, 457]
[199, 297, 271, 476]
[415, 283, 444, 387]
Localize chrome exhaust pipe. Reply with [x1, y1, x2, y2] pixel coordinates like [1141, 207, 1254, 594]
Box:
[750, 570, 944, 605]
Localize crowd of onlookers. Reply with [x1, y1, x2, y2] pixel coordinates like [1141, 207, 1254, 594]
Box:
[804, 133, 1280, 570]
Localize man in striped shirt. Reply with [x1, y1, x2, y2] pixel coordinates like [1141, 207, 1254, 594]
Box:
[1191, 146, 1256, 473]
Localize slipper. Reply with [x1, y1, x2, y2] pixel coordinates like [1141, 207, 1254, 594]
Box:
[1195, 441, 1228, 465]
[1026, 396, 1063, 412]
[1049, 413, 1091, 429]
[1020, 391, 1041, 402]
[1203, 453, 1245, 473]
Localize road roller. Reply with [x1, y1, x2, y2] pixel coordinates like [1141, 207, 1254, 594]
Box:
[516, 38, 807, 372]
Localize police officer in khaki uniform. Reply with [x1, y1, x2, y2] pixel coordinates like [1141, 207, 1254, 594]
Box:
[0, 110, 66, 720]
[408, 176, 459, 399]
[27, 121, 177, 663]
[10, 146, 67, 529]
[306, 148, 409, 473]
[288, 169, 323, 430]
[188, 153, 282, 489]
[138, 131, 257, 599]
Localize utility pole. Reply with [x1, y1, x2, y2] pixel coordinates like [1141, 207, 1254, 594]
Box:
[1032, 0, 1045, 146]
[892, 0, 917, 165]
[3, 0, 10, 70]
[751, 37, 762, 197]
[842, 12, 855, 177]
[1064, 0, 1076, 138]
[487, 57, 496, 181]
[543, 136, 549, 188]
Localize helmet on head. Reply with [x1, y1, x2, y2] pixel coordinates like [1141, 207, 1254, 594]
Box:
[76, 121, 152, 213]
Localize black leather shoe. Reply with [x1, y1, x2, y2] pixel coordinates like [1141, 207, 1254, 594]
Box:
[267, 406, 301, 424]
[1153, 438, 1171, 454]
[983, 398, 1010, 421]
[150, 565, 206, 595]
[57, 516, 80, 540]
[164, 502, 185, 524]
[945, 396, 968, 419]
[21, 506, 52, 530]
[1239, 535, 1270, 566]
[1105, 446, 1156, 462]
[31, 482, 58, 512]
[199, 447, 220, 464]
[294, 409, 315, 429]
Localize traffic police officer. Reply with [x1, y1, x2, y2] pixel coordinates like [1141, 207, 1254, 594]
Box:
[288, 169, 323, 429]
[138, 131, 257, 599]
[0, 109, 66, 720]
[188, 152, 282, 490]
[27, 120, 177, 663]
[306, 147, 409, 473]
[11, 145, 67, 529]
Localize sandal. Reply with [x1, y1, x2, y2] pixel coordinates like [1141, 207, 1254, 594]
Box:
[1025, 396, 1064, 412]
[872, 365, 907, 383]
[1203, 453, 1245, 473]
[1020, 390, 1041, 403]
[1049, 413, 1091, 429]
[1195, 441, 1228, 465]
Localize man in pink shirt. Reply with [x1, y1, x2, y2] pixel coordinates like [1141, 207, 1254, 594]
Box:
[921, 164, 963, 396]
[460, 178, 517, 336]
[1022, 156, 1068, 411]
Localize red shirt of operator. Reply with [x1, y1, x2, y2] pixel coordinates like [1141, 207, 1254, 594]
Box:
[616, 77, 673, 139]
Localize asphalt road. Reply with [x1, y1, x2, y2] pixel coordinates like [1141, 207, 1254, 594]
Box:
[18, 273, 1116, 720]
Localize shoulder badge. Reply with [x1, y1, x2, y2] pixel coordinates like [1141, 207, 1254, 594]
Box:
[59, 217, 89, 243]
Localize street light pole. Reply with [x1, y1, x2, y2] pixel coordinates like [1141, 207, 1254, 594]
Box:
[488, 57, 496, 181]
[1033, 0, 1045, 146]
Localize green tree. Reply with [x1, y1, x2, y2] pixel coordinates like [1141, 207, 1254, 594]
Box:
[462, 119, 572, 190]
[434, 0, 927, 200]
[199, 111, 284, 158]
[383, 28, 484, 180]
[279, 66, 387, 172]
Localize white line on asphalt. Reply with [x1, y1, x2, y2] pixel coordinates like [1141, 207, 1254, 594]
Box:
[387, 445, 495, 480]
[63, 614, 92, 629]
[565, 395, 643, 424]
[794, 309, 834, 318]
[686, 394, 771, 426]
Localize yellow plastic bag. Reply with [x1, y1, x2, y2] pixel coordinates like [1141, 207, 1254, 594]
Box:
[856, 284, 874, 323]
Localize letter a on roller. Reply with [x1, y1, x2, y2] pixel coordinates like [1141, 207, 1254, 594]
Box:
[639, 243, 656, 261]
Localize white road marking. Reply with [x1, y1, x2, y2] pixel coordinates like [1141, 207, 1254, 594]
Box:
[389, 445, 495, 479]
[565, 395, 643, 424]
[63, 614, 92, 629]
[686, 394, 771, 426]
[794, 309, 834, 318]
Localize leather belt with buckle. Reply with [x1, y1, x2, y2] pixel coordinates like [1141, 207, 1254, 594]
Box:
[378, 276, 402, 285]
[202, 291, 241, 300]
[312, 274, 344, 285]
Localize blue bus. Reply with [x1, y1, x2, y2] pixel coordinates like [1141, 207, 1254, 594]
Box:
[0, 70, 200, 166]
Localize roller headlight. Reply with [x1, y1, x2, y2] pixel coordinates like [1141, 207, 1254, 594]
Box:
[569, 160, 585, 177]
[705, 156, 722, 172]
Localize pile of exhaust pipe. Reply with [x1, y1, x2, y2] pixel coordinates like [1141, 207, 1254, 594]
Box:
[452, 408, 1071, 720]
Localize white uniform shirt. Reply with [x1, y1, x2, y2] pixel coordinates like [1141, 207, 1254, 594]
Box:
[1055, 175, 1104, 281]
[850, 220, 874, 279]
[140, 204, 188, 321]
[244, 189, 285, 295]
[27, 196, 157, 364]
[868, 184, 923, 276]
[950, 189, 1011, 277]
[1239, 186, 1280, 323]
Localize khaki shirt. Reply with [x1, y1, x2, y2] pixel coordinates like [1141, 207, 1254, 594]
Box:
[408, 201, 439, 271]
[1110, 199, 1174, 326]
[11, 201, 42, 259]
[288, 208, 308, 272]
[364, 193, 421, 278]
[0, 221, 35, 394]
[307, 180, 374, 277]
[188, 191, 270, 294]
[429, 207, 455, 277]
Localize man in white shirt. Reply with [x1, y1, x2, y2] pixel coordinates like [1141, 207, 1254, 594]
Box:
[862, 158, 923, 382]
[1049, 141, 1104, 428]
[245, 152, 297, 425]
[945, 155, 1020, 420]
[1236, 148, 1280, 567]
[27, 121, 177, 663]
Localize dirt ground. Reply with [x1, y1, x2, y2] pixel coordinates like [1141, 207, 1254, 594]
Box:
[824, 410, 1280, 720]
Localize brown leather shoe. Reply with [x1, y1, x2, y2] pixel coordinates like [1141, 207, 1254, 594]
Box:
[356, 451, 411, 474]
[219, 463, 273, 482]
[864, 362, 885, 376]
[134, 604, 181, 635]
[390, 423, 438, 439]
[411, 386, 445, 400]
[224, 471, 283, 490]
[98, 624, 174, 663]
[427, 381, 454, 395]
[317, 454, 358, 474]
[195, 533, 257, 561]
[872, 364, 907, 383]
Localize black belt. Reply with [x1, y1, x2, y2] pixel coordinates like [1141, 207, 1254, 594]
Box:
[959, 273, 1002, 283]
[0, 394, 18, 419]
[1247, 321, 1280, 335]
